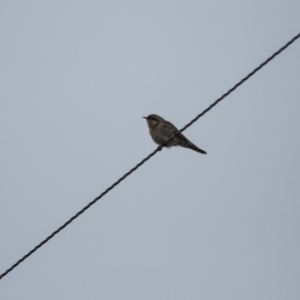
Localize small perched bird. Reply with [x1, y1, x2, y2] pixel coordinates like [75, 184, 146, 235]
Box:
[143, 114, 207, 154]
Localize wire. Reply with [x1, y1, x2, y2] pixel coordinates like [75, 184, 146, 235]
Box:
[1, 32, 299, 281]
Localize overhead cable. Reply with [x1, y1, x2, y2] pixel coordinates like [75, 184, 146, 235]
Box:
[1, 32, 299, 281]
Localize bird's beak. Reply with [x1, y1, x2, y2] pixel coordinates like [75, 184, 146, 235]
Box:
[143, 116, 148, 119]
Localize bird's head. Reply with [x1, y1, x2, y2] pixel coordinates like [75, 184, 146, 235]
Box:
[143, 114, 163, 128]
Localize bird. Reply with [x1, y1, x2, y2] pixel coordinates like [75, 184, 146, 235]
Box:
[143, 114, 207, 154]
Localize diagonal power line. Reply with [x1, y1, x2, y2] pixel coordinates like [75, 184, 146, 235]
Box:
[1, 32, 299, 281]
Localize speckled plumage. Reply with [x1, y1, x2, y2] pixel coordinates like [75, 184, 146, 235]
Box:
[143, 114, 206, 154]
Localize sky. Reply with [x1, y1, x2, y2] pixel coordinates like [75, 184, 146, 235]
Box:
[1, 1, 300, 299]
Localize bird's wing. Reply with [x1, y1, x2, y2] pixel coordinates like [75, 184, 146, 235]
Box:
[161, 121, 178, 138]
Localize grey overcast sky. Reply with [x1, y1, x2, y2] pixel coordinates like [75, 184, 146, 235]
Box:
[1, 1, 300, 299]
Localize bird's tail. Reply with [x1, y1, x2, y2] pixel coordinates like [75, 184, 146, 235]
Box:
[178, 134, 207, 154]
[189, 143, 207, 154]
